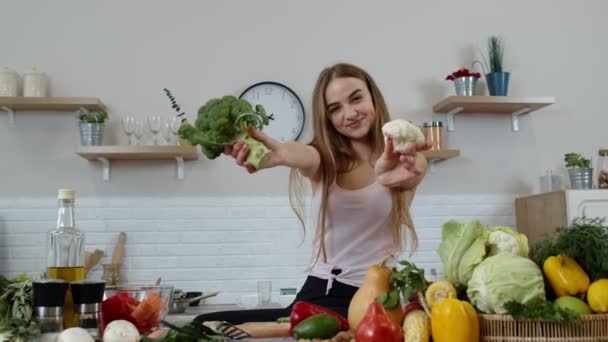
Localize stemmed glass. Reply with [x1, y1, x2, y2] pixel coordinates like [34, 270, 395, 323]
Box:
[122, 116, 135, 145]
[165, 116, 181, 145]
[133, 120, 145, 146]
[148, 116, 162, 145]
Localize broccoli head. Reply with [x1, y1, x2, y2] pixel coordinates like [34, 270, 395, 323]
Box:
[178, 95, 274, 169]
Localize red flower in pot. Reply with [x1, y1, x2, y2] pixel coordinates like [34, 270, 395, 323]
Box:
[445, 68, 481, 81]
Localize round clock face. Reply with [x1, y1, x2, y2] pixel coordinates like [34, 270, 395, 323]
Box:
[239, 81, 305, 142]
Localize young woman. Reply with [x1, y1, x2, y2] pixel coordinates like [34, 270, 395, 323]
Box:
[194, 62, 429, 325]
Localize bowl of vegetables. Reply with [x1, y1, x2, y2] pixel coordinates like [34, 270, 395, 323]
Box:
[102, 285, 174, 334]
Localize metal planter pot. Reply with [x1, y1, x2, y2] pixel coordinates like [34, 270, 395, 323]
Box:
[79, 122, 105, 145]
[568, 167, 593, 189]
[454, 76, 477, 96]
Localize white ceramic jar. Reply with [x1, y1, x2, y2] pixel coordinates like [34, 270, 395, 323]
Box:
[0, 67, 19, 96]
[23, 68, 48, 97]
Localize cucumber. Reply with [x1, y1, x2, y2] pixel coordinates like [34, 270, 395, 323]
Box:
[292, 313, 341, 339]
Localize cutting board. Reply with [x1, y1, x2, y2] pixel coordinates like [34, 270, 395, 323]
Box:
[237, 322, 290, 338]
[205, 321, 291, 338]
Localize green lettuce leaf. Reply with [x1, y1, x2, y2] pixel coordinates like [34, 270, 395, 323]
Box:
[437, 219, 487, 288]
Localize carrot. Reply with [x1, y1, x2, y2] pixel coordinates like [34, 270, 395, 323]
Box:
[131, 291, 166, 323]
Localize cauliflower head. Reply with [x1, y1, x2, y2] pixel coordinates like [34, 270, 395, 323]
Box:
[487, 226, 529, 257]
[382, 119, 425, 152]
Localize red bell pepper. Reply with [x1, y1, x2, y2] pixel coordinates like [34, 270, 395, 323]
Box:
[289, 301, 349, 335]
[355, 302, 403, 342]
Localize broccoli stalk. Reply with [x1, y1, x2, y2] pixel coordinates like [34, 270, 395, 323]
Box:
[177, 95, 274, 170]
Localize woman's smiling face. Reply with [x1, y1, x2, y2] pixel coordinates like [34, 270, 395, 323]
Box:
[324, 76, 376, 141]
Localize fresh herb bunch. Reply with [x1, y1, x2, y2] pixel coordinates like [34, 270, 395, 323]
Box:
[530, 217, 608, 281]
[376, 260, 430, 310]
[163, 88, 187, 122]
[0, 274, 40, 342]
[75, 107, 108, 124]
[564, 153, 592, 168]
[504, 298, 579, 323]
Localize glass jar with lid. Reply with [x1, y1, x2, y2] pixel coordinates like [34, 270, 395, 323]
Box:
[598, 149, 608, 189]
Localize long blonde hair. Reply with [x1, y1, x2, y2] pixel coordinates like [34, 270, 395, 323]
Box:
[289, 62, 418, 263]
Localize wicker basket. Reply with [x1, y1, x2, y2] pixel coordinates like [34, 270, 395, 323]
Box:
[479, 314, 608, 342]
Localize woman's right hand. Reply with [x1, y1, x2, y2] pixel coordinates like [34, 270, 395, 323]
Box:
[223, 126, 286, 174]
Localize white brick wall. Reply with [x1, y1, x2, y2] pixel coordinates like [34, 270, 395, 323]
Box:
[0, 194, 516, 304]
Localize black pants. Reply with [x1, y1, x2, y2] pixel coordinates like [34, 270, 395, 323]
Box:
[194, 273, 358, 324]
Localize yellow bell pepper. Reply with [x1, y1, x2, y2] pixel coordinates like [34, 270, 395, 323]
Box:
[431, 298, 479, 342]
[543, 254, 590, 297]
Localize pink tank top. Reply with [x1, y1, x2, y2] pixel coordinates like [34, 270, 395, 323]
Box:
[307, 180, 401, 293]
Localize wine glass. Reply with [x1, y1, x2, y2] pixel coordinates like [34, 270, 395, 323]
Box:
[166, 116, 181, 145]
[122, 116, 135, 145]
[148, 116, 162, 145]
[133, 120, 145, 146]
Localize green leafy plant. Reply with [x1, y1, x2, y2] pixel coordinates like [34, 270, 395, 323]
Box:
[0, 273, 40, 342]
[163, 88, 187, 122]
[476, 35, 506, 74]
[564, 153, 591, 168]
[75, 107, 108, 124]
[376, 260, 430, 310]
[504, 298, 580, 323]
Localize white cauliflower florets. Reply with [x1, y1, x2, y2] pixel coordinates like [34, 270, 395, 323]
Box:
[488, 230, 520, 256]
[382, 119, 425, 152]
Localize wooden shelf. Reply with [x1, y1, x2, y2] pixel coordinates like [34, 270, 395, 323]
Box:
[0, 97, 106, 111]
[76, 145, 198, 181]
[76, 145, 198, 160]
[432, 96, 555, 131]
[422, 149, 460, 161]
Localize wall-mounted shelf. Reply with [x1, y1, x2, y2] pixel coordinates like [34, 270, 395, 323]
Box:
[0, 97, 106, 125]
[76, 145, 198, 181]
[422, 149, 460, 161]
[421, 149, 460, 172]
[432, 96, 555, 132]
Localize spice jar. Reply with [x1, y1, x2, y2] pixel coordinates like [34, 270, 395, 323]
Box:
[423, 121, 443, 150]
[598, 149, 608, 189]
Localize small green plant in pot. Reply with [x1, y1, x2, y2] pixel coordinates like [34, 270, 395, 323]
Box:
[565, 152, 593, 189]
[75, 107, 108, 145]
[475, 35, 510, 96]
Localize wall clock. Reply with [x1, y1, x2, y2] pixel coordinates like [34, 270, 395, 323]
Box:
[239, 81, 305, 142]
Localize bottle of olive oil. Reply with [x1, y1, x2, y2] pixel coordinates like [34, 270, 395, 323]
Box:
[47, 189, 85, 328]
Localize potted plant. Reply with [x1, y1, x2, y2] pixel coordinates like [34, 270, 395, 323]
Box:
[475, 35, 509, 96]
[75, 107, 108, 145]
[445, 68, 481, 96]
[564, 152, 593, 189]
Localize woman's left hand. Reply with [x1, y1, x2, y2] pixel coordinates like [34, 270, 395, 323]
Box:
[374, 137, 432, 188]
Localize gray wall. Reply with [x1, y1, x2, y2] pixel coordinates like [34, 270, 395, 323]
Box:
[1, 0, 606, 197]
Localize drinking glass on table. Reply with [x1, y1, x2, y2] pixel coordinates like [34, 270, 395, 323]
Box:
[257, 280, 272, 307]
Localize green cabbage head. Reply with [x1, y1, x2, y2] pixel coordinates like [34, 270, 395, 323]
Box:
[437, 219, 488, 288]
[467, 252, 546, 314]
